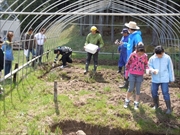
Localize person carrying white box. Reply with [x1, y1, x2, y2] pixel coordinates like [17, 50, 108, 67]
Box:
[83, 26, 104, 74]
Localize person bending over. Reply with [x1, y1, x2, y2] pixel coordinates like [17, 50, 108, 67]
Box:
[53, 46, 72, 69]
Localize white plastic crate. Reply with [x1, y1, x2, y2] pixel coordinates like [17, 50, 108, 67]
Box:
[84, 43, 98, 54]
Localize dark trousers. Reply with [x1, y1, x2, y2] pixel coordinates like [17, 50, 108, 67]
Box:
[85, 51, 98, 71]
[61, 52, 72, 66]
[36, 45, 44, 63]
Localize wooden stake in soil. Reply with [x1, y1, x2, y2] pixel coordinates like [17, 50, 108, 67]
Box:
[13, 63, 18, 83]
[54, 80, 57, 102]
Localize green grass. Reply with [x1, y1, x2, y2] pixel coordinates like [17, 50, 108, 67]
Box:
[0, 24, 180, 135]
[0, 69, 179, 134]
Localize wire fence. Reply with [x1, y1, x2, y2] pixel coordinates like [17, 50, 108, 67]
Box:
[0, 0, 180, 134]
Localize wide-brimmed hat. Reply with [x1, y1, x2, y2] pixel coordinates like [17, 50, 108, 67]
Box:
[121, 28, 129, 34]
[125, 21, 140, 30]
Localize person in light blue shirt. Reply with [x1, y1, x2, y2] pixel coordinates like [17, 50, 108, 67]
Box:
[148, 46, 175, 114]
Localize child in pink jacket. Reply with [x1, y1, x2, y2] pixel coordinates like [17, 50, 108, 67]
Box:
[124, 42, 149, 110]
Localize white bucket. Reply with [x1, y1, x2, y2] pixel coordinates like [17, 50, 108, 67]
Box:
[84, 43, 98, 54]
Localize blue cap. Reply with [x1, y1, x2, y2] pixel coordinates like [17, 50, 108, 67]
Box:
[121, 28, 129, 34]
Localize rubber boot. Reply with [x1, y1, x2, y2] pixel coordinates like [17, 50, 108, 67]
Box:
[165, 100, 172, 114]
[84, 63, 89, 74]
[94, 65, 97, 73]
[117, 67, 122, 73]
[152, 96, 159, 109]
[119, 78, 129, 88]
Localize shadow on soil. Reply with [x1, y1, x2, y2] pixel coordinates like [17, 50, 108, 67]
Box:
[50, 120, 165, 135]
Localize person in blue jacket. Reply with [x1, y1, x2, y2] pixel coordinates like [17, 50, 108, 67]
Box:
[2, 32, 14, 75]
[148, 46, 175, 114]
[125, 21, 142, 61]
[119, 21, 142, 88]
[115, 28, 129, 74]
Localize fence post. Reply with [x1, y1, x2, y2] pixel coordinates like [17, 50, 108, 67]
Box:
[46, 50, 49, 60]
[54, 80, 57, 102]
[13, 63, 18, 83]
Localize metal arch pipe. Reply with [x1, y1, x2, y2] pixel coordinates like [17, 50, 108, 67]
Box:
[0, 0, 179, 46]
[113, 0, 179, 38]
[111, 0, 179, 45]
[44, 0, 180, 47]
[42, 0, 108, 40]
[21, 0, 68, 37]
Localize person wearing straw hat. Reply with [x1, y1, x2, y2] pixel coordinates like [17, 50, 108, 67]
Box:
[119, 21, 142, 88]
[125, 21, 142, 61]
[83, 26, 104, 74]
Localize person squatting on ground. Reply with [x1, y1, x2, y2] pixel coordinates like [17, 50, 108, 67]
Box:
[115, 28, 129, 74]
[119, 21, 143, 88]
[2, 32, 14, 75]
[124, 42, 149, 110]
[148, 46, 175, 114]
[52, 46, 72, 69]
[24, 28, 36, 63]
[84, 26, 104, 74]
[35, 28, 46, 65]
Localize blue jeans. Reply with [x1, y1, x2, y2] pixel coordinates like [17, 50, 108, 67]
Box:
[27, 49, 36, 61]
[151, 83, 170, 100]
[5, 60, 12, 75]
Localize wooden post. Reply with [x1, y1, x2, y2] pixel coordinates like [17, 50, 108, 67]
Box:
[54, 80, 57, 102]
[46, 50, 49, 60]
[13, 63, 18, 83]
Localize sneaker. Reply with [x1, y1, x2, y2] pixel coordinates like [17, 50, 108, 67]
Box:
[84, 70, 88, 74]
[124, 100, 130, 108]
[52, 62, 56, 67]
[134, 102, 139, 110]
[60, 65, 66, 69]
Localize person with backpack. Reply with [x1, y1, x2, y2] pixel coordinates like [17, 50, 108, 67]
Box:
[83, 26, 104, 74]
[2, 32, 14, 75]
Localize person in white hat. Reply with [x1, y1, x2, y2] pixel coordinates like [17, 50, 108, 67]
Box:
[83, 26, 104, 74]
[119, 21, 143, 88]
[124, 21, 142, 61]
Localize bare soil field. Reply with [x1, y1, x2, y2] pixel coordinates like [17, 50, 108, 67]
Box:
[40, 59, 180, 135]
